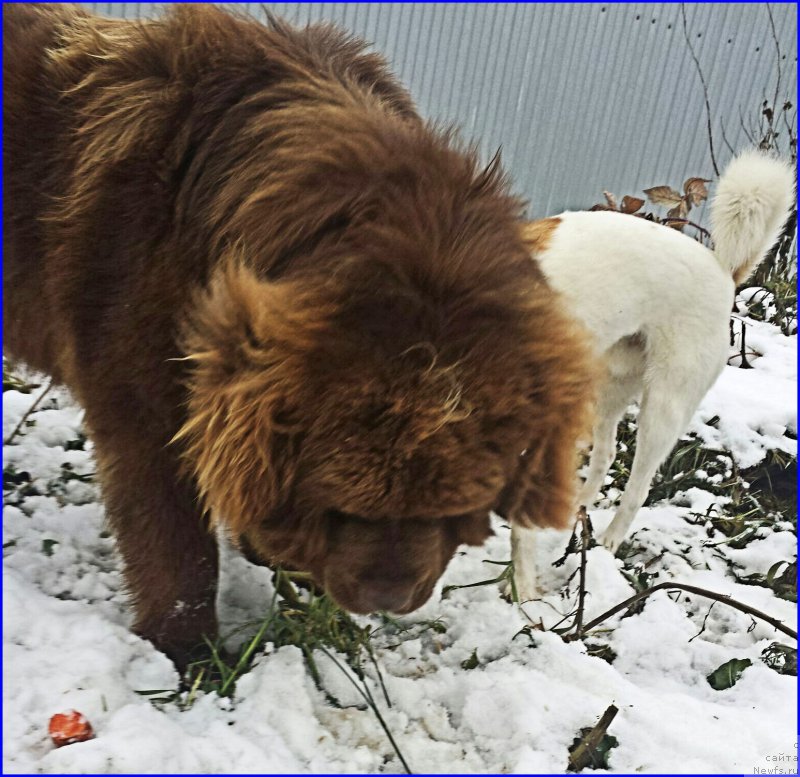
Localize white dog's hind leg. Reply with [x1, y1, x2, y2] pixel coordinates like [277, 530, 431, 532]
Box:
[579, 352, 643, 507]
[578, 391, 638, 509]
[578, 415, 619, 509]
[601, 372, 708, 553]
[602, 321, 730, 553]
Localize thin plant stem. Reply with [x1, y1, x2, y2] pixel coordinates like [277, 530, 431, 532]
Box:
[4, 378, 55, 445]
[318, 647, 412, 775]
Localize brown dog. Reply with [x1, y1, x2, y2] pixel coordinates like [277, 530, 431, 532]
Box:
[4, 3, 593, 667]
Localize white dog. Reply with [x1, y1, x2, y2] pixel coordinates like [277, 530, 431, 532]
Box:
[510, 150, 795, 599]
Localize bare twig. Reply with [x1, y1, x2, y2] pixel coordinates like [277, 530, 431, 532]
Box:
[680, 4, 719, 176]
[660, 217, 712, 240]
[688, 601, 718, 642]
[570, 581, 797, 641]
[765, 4, 782, 114]
[567, 704, 619, 772]
[737, 320, 752, 368]
[719, 119, 736, 156]
[574, 507, 591, 638]
[4, 378, 55, 445]
[781, 109, 797, 162]
[739, 107, 757, 145]
[729, 314, 762, 367]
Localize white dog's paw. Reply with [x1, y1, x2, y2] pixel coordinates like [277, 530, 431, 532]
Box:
[601, 526, 626, 554]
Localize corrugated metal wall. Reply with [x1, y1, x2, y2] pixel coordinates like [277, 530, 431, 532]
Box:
[85, 3, 797, 218]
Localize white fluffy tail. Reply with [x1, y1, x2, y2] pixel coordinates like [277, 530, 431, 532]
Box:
[710, 150, 795, 284]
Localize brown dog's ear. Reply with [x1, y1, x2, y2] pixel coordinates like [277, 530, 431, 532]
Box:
[172, 260, 334, 533]
[494, 307, 596, 531]
[495, 420, 584, 531]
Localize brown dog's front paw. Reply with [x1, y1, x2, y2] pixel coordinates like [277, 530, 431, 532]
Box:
[136, 604, 219, 675]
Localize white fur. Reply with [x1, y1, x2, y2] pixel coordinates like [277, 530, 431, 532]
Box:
[710, 150, 795, 283]
[510, 151, 795, 601]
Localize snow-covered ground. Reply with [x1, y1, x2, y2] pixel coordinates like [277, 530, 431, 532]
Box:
[3, 314, 797, 774]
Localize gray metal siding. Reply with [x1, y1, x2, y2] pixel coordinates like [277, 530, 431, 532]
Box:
[84, 3, 797, 218]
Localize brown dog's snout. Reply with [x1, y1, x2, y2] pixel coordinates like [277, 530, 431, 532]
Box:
[355, 576, 418, 613]
[324, 565, 428, 614]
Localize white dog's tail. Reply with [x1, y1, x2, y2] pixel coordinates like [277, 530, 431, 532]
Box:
[710, 150, 795, 284]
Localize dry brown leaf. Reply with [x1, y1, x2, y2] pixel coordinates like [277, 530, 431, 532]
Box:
[667, 200, 688, 219]
[666, 201, 689, 228]
[683, 177, 711, 205]
[620, 195, 645, 214]
[643, 185, 684, 207]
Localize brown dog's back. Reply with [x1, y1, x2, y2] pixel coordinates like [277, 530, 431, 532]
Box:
[4, 4, 84, 378]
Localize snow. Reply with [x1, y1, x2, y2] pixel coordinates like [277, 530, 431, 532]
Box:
[3, 313, 797, 773]
[691, 316, 797, 467]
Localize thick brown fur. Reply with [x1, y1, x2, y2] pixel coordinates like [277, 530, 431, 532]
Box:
[4, 3, 594, 666]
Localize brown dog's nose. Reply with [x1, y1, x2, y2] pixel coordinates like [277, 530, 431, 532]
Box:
[357, 578, 416, 613]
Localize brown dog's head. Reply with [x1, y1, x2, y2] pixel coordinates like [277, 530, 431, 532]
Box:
[176, 261, 591, 612]
[175, 124, 593, 615]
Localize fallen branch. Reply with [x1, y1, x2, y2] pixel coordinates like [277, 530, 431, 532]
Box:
[4, 378, 54, 445]
[567, 704, 619, 772]
[567, 581, 797, 641]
